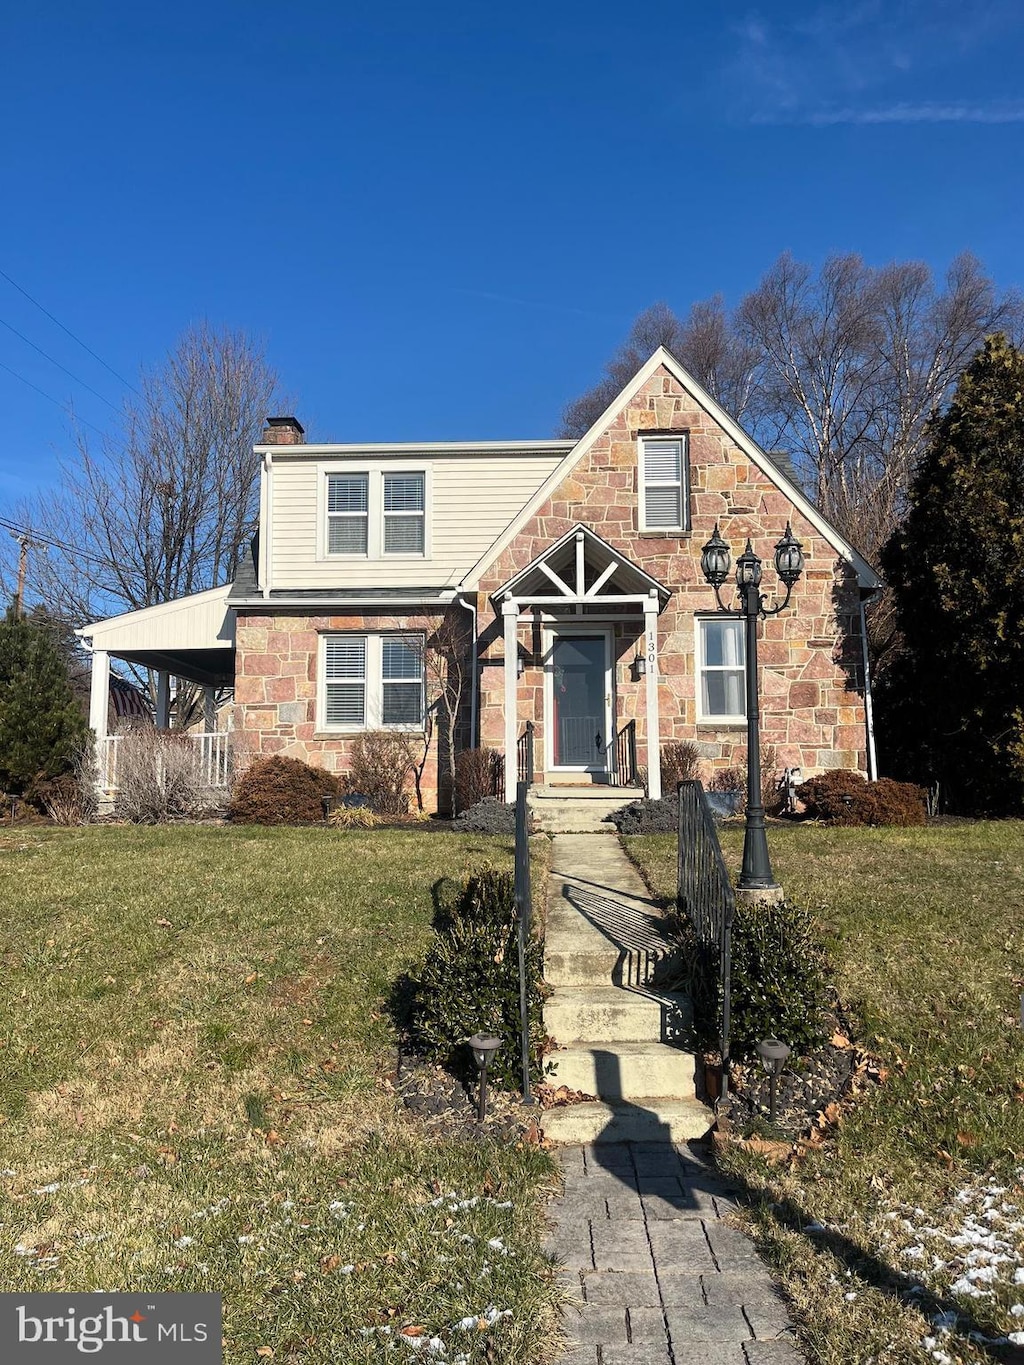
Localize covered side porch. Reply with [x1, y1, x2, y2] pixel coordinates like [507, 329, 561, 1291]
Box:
[77, 585, 237, 794]
[489, 525, 671, 801]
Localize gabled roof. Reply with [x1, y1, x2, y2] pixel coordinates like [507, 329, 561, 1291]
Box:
[491, 523, 671, 609]
[463, 346, 880, 592]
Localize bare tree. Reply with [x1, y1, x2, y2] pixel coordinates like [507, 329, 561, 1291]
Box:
[419, 615, 469, 819]
[16, 324, 284, 724]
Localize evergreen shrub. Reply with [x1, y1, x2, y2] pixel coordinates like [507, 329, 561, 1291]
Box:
[408, 870, 546, 1091]
[797, 770, 926, 826]
[673, 897, 830, 1060]
[230, 755, 340, 825]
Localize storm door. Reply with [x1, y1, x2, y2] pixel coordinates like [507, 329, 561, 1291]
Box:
[549, 633, 611, 773]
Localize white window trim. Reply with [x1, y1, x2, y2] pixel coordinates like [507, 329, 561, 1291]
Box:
[638, 435, 689, 533]
[317, 631, 426, 732]
[317, 464, 432, 561]
[696, 614, 746, 725]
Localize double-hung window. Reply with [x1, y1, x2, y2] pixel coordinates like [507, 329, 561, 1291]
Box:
[698, 617, 745, 722]
[321, 633, 425, 730]
[323, 468, 428, 559]
[639, 436, 689, 532]
[327, 474, 369, 555]
[383, 473, 425, 554]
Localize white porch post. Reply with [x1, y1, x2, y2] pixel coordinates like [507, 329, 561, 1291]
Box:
[155, 670, 171, 729]
[89, 648, 110, 790]
[644, 594, 662, 800]
[204, 685, 217, 732]
[502, 595, 519, 803]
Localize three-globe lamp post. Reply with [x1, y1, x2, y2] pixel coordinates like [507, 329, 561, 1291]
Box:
[699, 523, 805, 893]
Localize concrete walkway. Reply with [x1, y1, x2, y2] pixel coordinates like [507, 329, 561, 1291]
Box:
[540, 829, 802, 1362]
[546, 1141, 802, 1363]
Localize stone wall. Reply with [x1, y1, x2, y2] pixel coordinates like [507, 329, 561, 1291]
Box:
[477, 362, 869, 780]
[233, 608, 457, 810]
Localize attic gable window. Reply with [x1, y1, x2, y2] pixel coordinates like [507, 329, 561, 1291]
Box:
[323, 467, 428, 559]
[639, 436, 689, 532]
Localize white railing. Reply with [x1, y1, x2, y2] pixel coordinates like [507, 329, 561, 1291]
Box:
[100, 732, 232, 792]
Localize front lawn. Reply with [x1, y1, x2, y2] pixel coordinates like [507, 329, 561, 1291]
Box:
[627, 822, 1024, 1365]
[0, 826, 560, 1363]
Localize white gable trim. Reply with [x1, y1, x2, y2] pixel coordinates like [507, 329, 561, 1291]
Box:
[461, 346, 880, 591]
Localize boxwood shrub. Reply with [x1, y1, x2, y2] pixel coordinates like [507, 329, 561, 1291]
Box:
[229, 756, 340, 825]
[407, 870, 546, 1092]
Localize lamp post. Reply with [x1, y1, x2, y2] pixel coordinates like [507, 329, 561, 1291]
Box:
[756, 1037, 791, 1124]
[468, 1033, 502, 1123]
[700, 523, 804, 893]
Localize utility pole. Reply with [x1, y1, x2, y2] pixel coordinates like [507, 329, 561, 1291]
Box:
[10, 532, 44, 618]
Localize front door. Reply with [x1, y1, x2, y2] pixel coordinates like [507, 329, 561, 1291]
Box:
[549, 632, 611, 775]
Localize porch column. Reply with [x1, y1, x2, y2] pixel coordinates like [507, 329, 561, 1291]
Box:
[503, 595, 518, 803]
[204, 686, 217, 732]
[644, 594, 662, 800]
[155, 670, 171, 729]
[89, 648, 110, 790]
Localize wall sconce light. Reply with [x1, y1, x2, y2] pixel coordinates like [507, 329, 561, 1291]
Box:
[632, 653, 647, 679]
[517, 654, 527, 677]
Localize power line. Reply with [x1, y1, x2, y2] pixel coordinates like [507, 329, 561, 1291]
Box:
[0, 265, 141, 396]
[0, 515, 120, 571]
[0, 356, 109, 438]
[0, 313, 120, 411]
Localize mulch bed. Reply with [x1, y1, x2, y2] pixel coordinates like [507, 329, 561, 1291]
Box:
[394, 1052, 542, 1144]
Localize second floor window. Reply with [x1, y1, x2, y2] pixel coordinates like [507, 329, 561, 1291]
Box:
[324, 469, 427, 558]
[639, 436, 689, 532]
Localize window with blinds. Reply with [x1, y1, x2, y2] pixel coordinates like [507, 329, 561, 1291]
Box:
[640, 437, 688, 531]
[327, 474, 369, 555]
[320, 633, 424, 729]
[383, 473, 425, 555]
[698, 617, 746, 721]
[324, 635, 366, 726]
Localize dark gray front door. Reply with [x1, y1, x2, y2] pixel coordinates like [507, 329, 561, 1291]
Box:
[552, 635, 606, 768]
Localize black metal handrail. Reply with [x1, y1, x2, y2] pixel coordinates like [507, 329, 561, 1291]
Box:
[611, 719, 637, 788]
[517, 720, 535, 786]
[514, 780, 533, 1102]
[677, 778, 735, 1100]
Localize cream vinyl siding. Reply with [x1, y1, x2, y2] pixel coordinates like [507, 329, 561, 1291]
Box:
[269, 452, 565, 589]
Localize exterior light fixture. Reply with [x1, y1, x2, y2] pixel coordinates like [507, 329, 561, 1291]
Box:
[773, 522, 805, 586]
[633, 652, 647, 677]
[756, 1037, 791, 1123]
[517, 654, 526, 677]
[699, 522, 731, 587]
[699, 525, 805, 893]
[468, 1033, 502, 1123]
[320, 794, 336, 823]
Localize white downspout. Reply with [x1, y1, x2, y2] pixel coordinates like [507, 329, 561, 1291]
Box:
[859, 596, 878, 780]
[454, 594, 479, 749]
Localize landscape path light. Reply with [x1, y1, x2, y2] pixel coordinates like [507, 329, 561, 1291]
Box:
[700, 522, 805, 893]
[468, 1033, 502, 1124]
[756, 1036, 791, 1124]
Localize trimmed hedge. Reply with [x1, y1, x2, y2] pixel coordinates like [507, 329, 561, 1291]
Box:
[229, 756, 340, 825]
[797, 769, 927, 826]
[672, 897, 830, 1060]
[407, 870, 546, 1091]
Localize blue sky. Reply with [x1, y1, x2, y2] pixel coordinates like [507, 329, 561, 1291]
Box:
[1, 0, 1022, 503]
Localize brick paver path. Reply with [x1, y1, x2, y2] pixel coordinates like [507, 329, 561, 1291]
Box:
[546, 1140, 802, 1363]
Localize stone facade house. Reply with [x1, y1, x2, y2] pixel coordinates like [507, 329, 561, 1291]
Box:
[80, 348, 880, 809]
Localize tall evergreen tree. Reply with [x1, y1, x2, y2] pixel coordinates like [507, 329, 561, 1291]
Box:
[0, 608, 91, 796]
[879, 334, 1024, 814]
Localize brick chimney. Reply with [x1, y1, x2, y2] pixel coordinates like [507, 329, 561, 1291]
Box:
[263, 415, 305, 445]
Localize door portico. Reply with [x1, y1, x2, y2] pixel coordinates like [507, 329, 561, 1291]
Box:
[490, 524, 670, 801]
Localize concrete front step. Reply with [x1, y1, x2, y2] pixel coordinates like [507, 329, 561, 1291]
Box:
[548, 1041, 699, 1100]
[540, 1097, 713, 1145]
[544, 985, 691, 1044]
[528, 787, 641, 834]
[544, 946, 665, 988]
